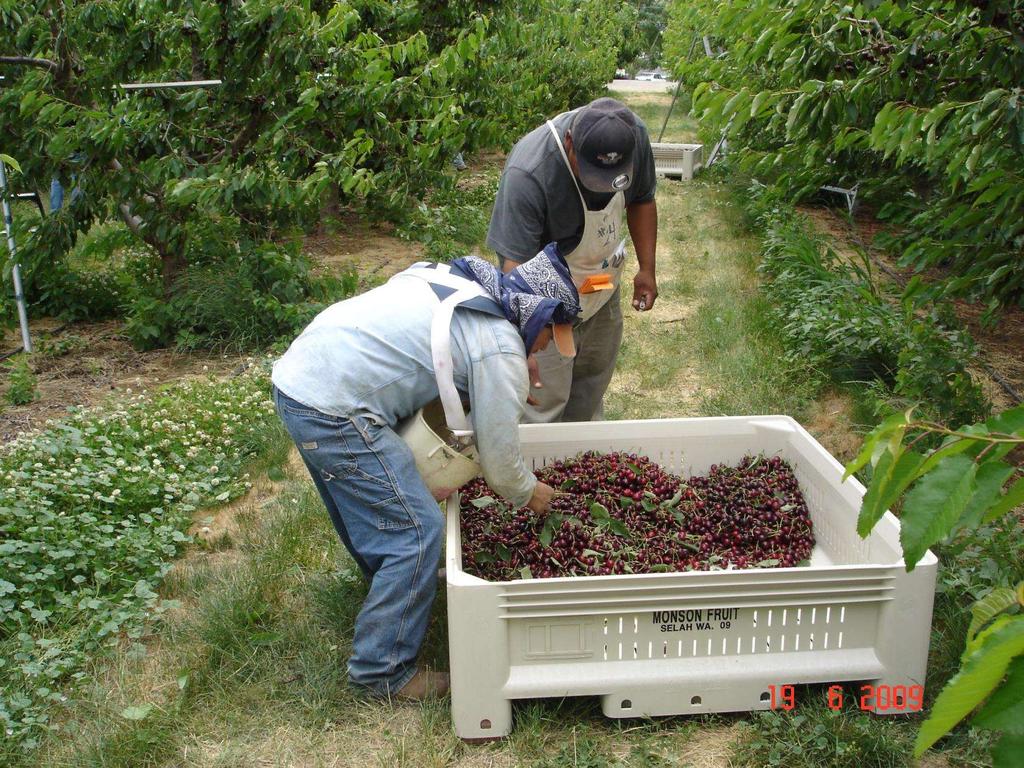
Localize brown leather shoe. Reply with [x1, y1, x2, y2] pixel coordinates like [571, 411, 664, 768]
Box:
[396, 669, 450, 700]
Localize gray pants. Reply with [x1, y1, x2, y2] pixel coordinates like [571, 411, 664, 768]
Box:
[524, 289, 624, 423]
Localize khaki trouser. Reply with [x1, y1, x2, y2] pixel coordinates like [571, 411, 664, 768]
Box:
[523, 288, 624, 423]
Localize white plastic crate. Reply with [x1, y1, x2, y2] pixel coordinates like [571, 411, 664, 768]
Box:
[445, 416, 937, 740]
[651, 142, 704, 180]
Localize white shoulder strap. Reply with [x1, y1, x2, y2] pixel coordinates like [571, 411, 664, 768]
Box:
[546, 119, 586, 207]
[395, 263, 492, 439]
[430, 287, 484, 438]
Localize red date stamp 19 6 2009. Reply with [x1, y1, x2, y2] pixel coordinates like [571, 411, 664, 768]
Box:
[768, 684, 924, 712]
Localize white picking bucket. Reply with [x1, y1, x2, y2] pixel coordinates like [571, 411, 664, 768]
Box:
[398, 398, 481, 499]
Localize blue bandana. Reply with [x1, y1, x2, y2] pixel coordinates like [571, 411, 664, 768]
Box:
[451, 243, 581, 353]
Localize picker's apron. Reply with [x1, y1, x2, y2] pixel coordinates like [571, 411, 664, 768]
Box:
[390, 263, 503, 498]
[546, 118, 627, 321]
[522, 120, 628, 423]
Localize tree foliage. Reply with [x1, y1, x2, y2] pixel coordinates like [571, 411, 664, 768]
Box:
[618, 0, 668, 68]
[664, 1, 1024, 316]
[1, 0, 623, 346]
[846, 405, 1023, 764]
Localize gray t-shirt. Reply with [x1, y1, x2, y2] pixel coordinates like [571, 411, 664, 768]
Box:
[486, 108, 657, 263]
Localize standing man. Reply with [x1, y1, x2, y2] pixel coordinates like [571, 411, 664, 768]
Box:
[270, 245, 580, 701]
[487, 96, 658, 423]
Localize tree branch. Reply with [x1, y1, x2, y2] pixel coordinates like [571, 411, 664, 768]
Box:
[0, 56, 59, 71]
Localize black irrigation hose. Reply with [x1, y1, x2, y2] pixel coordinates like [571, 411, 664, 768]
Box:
[825, 207, 1023, 406]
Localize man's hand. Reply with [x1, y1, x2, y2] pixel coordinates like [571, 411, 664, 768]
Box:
[632, 269, 658, 311]
[526, 481, 555, 514]
[525, 353, 543, 405]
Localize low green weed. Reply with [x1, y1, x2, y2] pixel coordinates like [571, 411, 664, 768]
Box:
[734, 704, 912, 768]
[3, 355, 37, 406]
[746, 186, 988, 426]
[397, 172, 500, 261]
[35, 334, 88, 359]
[0, 366, 286, 754]
[125, 241, 354, 353]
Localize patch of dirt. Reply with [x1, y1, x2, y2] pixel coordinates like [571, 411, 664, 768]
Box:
[916, 753, 954, 768]
[185, 446, 302, 550]
[455, 150, 508, 187]
[1, 319, 236, 442]
[670, 723, 742, 768]
[803, 391, 863, 464]
[301, 151, 508, 287]
[303, 216, 424, 287]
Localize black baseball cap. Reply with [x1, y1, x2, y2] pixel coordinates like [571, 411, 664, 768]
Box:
[569, 97, 637, 193]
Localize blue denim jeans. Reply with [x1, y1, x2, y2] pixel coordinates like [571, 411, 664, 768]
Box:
[273, 387, 443, 696]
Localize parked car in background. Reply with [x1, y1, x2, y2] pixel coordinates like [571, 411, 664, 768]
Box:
[614, 69, 629, 79]
[635, 70, 655, 81]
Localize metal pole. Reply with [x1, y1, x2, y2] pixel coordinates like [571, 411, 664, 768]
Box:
[657, 78, 684, 143]
[116, 79, 223, 91]
[0, 161, 32, 353]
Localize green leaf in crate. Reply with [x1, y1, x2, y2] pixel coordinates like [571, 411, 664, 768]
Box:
[618, 496, 635, 509]
[470, 496, 496, 509]
[474, 552, 495, 564]
[756, 558, 780, 567]
[519, 566, 533, 580]
[560, 478, 577, 491]
[914, 615, 1024, 756]
[495, 543, 511, 562]
[967, 586, 1020, 646]
[661, 488, 684, 508]
[956, 461, 1015, 531]
[900, 454, 977, 569]
[983, 478, 1024, 524]
[539, 519, 555, 548]
[607, 519, 629, 537]
[589, 502, 610, 521]
[973, 656, 1024, 734]
[626, 461, 641, 474]
[857, 448, 926, 538]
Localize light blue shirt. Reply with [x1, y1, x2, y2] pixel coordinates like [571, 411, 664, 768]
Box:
[271, 276, 538, 507]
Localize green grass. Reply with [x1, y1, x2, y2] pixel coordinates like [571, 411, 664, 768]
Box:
[605, 178, 816, 422]
[619, 89, 699, 144]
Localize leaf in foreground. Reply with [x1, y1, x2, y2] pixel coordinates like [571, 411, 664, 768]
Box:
[857, 448, 925, 538]
[914, 615, 1024, 756]
[967, 586, 1019, 645]
[973, 656, 1024, 734]
[898, 454, 976, 569]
